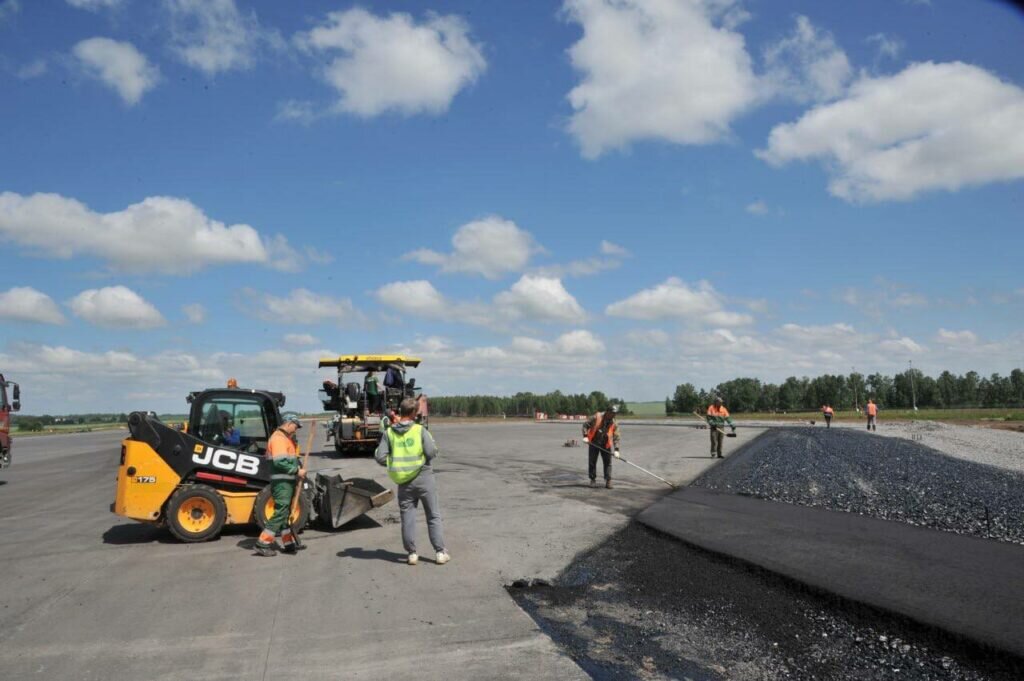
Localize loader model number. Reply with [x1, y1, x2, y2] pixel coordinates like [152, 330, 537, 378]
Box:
[192, 446, 261, 476]
[134, 476, 157, 484]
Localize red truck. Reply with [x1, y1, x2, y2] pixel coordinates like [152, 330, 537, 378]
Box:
[0, 373, 20, 469]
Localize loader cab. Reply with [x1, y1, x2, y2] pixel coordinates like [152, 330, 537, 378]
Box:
[186, 387, 285, 455]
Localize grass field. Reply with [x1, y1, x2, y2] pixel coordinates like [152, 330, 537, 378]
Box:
[626, 401, 668, 417]
[624, 405, 1024, 424]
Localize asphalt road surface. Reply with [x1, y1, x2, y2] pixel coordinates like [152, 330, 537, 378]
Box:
[0, 421, 758, 680]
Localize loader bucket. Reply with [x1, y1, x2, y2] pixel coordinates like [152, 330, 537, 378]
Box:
[313, 471, 394, 529]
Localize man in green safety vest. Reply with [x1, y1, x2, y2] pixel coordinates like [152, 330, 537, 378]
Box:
[375, 397, 449, 566]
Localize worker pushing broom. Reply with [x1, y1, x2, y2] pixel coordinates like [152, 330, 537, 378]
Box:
[582, 405, 677, 489]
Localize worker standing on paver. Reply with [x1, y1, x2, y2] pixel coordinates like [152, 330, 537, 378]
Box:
[865, 399, 878, 431]
[376, 398, 449, 566]
[583, 405, 620, 489]
[706, 397, 736, 458]
[365, 371, 381, 414]
[253, 413, 307, 557]
[822, 404, 834, 429]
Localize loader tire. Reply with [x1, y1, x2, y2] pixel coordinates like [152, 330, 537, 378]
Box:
[254, 484, 311, 532]
[166, 484, 227, 543]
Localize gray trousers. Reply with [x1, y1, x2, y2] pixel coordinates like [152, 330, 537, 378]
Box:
[397, 469, 445, 554]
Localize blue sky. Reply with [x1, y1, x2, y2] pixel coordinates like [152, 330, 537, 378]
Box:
[1, 0, 1022, 413]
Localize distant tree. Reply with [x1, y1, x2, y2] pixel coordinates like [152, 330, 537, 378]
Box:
[669, 383, 700, 414]
[17, 418, 43, 432]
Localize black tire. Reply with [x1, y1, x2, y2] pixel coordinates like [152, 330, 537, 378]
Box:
[166, 484, 227, 543]
[253, 483, 311, 532]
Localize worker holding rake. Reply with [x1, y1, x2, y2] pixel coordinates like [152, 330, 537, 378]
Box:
[583, 405, 620, 489]
[706, 397, 736, 459]
[253, 413, 307, 557]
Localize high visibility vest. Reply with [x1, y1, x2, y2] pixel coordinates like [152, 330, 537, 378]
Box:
[587, 414, 616, 450]
[386, 424, 426, 484]
[867, 403, 877, 416]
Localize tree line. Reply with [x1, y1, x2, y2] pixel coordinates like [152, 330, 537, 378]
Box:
[428, 390, 631, 417]
[667, 369, 1024, 414]
[14, 413, 130, 431]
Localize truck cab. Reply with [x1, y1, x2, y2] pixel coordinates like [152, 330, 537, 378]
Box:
[0, 374, 21, 469]
[185, 386, 286, 455]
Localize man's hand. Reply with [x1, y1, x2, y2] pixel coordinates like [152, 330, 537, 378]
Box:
[582, 437, 589, 443]
[298, 467, 307, 479]
[614, 449, 621, 458]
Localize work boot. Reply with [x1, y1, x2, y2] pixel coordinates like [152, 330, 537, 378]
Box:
[407, 553, 419, 565]
[436, 550, 451, 565]
[605, 480, 613, 489]
[589, 478, 597, 488]
[253, 542, 276, 557]
[717, 453, 723, 459]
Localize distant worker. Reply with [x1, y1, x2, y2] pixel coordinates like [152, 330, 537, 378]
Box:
[865, 399, 878, 431]
[415, 393, 429, 426]
[583, 405, 620, 489]
[253, 413, 307, 557]
[218, 410, 241, 447]
[822, 404, 834, 429]
[706, 397, 736, 458]
[376, 398, 449, 566]
[365, 371, 381, 413]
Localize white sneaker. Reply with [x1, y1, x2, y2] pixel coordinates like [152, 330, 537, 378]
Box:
[407, 553, 418, 565]
[435, 551, 450, 565]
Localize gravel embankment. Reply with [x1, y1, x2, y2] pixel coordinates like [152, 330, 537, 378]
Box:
[693, 427, 1024, 545]
[510, 523, 1024, 681]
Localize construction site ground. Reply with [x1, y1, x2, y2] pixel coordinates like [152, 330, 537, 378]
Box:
[2, 421, 1022, 680]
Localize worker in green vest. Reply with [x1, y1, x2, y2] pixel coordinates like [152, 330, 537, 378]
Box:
[375, 397, 449, 566]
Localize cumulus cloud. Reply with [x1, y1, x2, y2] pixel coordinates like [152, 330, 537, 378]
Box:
[73, 37, 160, 105]
[935, 328, 978, 346]
[605, 278, 752, 325]
[296, 8, 486, 117]
[758, 61, 1024, 201]
[866, 33, 904, 62]
[0, 286, 66, 324]
[762, 15, 851, 103]
[66, 0, 125, 9]
[533, 240, 629, 279]
[404, 217, 538, 279]
[0, 192, 304, 274]
[376, 280, 452, 318]
[69, 286, 166, 329]
[563, 0, 758, 158]
[182, 303, 205, 324]
[166, 0, 278, 75]
[240, 288, 355, 325]
[283, 333, 318, 347]
[745, 200, 768, 215]
[494, 275, 587, 324]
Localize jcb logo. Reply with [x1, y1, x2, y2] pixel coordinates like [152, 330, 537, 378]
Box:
[192, 446, 260, 476]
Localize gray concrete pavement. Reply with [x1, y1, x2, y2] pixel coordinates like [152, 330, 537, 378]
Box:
[0, 421, 760, 680]
[638, 487, 1024, 658]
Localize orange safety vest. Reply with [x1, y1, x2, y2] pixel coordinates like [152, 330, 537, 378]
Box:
[823, 406, 834, 415]
[707, 404, 730, 418]
[587, 413, 617, 450]
[866, 403, 877, 416]
[267, 429, 297, 458]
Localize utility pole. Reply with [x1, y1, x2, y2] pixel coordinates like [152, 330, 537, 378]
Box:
[909, 360, 918, 411]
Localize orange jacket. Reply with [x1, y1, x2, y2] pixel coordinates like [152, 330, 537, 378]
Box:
[267, 429, 297, 458]
[707, 404, 730, 418]
[866, 402, 877, 416]
[823, 406, 834, 415]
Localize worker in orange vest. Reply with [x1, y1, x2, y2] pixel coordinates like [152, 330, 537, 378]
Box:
[822, 404, 834, 428]
[583, 405, 620, 489]
[253, 413, 307, 557]
[706, 397, 736, 458]
[865, 399, 878, 431]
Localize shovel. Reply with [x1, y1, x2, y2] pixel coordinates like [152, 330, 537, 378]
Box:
[693, 411, 737, 437]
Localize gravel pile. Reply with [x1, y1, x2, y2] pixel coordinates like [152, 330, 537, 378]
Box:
[510, 523, 1023, 681]
[877, 420, 1024, 475]
[693, 427, 1024, 545]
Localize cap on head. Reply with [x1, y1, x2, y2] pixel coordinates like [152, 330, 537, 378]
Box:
[605, 404, 619, 414]
[714, 396, 723, 405]
[281, 412, 303, 428]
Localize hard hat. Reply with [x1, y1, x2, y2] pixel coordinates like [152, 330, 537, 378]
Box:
[281, 412, 303, 428]
[606, 404, 619, 414]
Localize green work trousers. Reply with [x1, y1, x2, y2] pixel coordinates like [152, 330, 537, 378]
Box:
[710, 428, 724, 456]
[266, 480, 295, 534]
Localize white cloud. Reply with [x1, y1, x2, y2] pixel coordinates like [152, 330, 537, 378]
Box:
[69, 286, 166, 329]
[533, 239, 630, 279]
[745, 200, 768, 215]
[879, 336, 925, 354]
[297, 8, 486, 117]
[866, 33, 904, 62]
[0, 286, 66, 324]
[606, 278, 752, 326]
[758, 61, 1024, 201]
[376, 280, 450, 318]
[182, 303, 205, 324]
[240, 288, 355, 325]
[72, 37, 160, 105]
[494, 275, 587, 324]
[563, 0, 758, 158]
[16, 58, 47, 79]
[283, 333, 318, 347]
[66, 0, 126, 9]
[166, 0, 277, 75]
[935, 328, 977, 346]
[554, 329, 605, 355]
[840, 282, 928, 318]
[0, 192, 304, 274]
[762, 15, 851, 103]
[600, 240, 629, 257]
[625, 329, 670, 347]
[404, 216, 537, 279]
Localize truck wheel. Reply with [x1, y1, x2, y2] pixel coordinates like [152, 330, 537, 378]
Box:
[166, 484, 227, 542]
[254, 484, 311, 531]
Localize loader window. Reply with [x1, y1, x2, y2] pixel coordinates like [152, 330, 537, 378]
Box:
[197, 397, 271, 451]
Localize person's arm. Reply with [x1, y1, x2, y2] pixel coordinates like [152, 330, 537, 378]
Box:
[421, 428, 438, 463]
[225, 428, 241, 446]
[582, 415, 595, 438]
[612, 427, 621, 449]
[374, 431, 390, 466]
